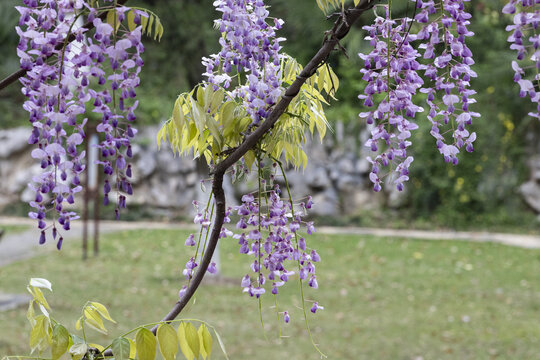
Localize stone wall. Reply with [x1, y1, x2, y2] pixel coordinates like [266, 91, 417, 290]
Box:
[0, 126, 380, 217]
[1, 126, 539, 218]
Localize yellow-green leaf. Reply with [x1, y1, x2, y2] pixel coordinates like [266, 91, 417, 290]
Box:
[140, 11, 149, 33]
[128, 338, 137, 359]
[27, 286, 50, 310]
[185, 323, 200, 359]
[157, 323, 178, 360]
[198, 325, 212, 360]
[177, 322, 195, 360]
[210, 89, 225, 114]
[69, 343, 88, 360]
[106, 10, 121, 32]
[213, 328, 230, 360]
[127, 10, 136, 31]
[135, 327, 157, 360]
[147, 13, 154, 37]
[26, 301, 36, 327]
[244, 150, 256, 171]
[30, 315, 49, 352]
[172, 97, 186, 131]
[90, 302, 116, 323]
[51, 324, 70, 360]
[89, 343, 105, 353]
[84, 307, 107, 334]
[112, 337, 131, 360]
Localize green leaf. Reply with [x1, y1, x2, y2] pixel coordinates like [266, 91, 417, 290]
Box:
[140, 11, 149, 33]
[244, 150, 256, 171]
[75, 317, 82, 331]
[156, 124, 167, 149]
[213, 328, 230, 360]
[30, 278, 52, 291]
[26, 301, 36, 327]
[198, 324, 212, 360]
[185, 323, 200, 359]
[135, 327, 157, 360]
[128, 338, 137, 359]
[147, 13, 154, 37]
[210, 89, 225, 114]
[177, 322, 195, 360]
[30, 315, 50, 352]
[27, 286, 50, 310]
[206, 115, 223, 151]
[51, 324, 70, 360]
[172, 97, 186, 131]
[154, 17, 164, 41]
[157, 323, 178, 360]
[127, 10, 137, 31]
[83, 307, 107, 334]
[190, 97, 205, 135]
[112, 337, 131, 360]
[69, 343, 88, 360]
[219, 101, 235, 130]
[106, 10, 121, 32]
[90, 302, 116, 323]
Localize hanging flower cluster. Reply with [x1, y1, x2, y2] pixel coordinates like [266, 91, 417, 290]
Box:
[182, 177, 322, 323]
[16, 0, 144, 245]
[358, 0, 479, 192]
[202, 0, 285, 125]
[359, 11, 423, 192]
[503, 0, 540, 119]
[232, 187, 320, 298]
[415, 0, 479, 165]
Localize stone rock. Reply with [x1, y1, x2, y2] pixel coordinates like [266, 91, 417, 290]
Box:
[283, 170, 311, 199]
[337, 157, 355, 174]
[356, 157, 371, 174]
[0, 128, 31, 159]
[345, 189, 382, 212]
[521, 181, 540, 213]
[133, 145, 156, 180]
[311, 187, 339, 216]
[307, 166, 330, 190]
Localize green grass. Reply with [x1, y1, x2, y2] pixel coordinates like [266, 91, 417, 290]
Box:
[0, 225, 30, 235]
[1, 229, 540, 359]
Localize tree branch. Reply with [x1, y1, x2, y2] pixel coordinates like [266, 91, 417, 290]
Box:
[101, 1, 379, 357]
[141, 0, 376, 344]
[0, 0, 129, 92]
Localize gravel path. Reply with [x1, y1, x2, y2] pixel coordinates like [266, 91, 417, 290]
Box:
[0, 216, 539, 268]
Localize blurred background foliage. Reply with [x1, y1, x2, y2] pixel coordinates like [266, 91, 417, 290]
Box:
[0, 0, 538, 231]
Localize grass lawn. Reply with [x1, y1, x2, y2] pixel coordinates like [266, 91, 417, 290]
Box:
[0, 225, 30, 235]
[1, 229, 540, 359]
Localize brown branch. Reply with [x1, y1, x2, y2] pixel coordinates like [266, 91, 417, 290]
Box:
[157, 0, 379, 330]
[145, 0, 375, 343]
[100, 0, 379, 357]
[0, 0, 129, 92]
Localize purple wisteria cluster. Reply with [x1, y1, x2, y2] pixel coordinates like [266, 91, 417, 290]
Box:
[17, 0, 144, 246]
[503, 0, 540, 119]
[359, 1, 479, 192]
[232, 188, 319, 298]
[415, 0, 479, 165]
[202, 0, 285, 125]
[182, 182, 321, 323]
[359, 11, 423, 192]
